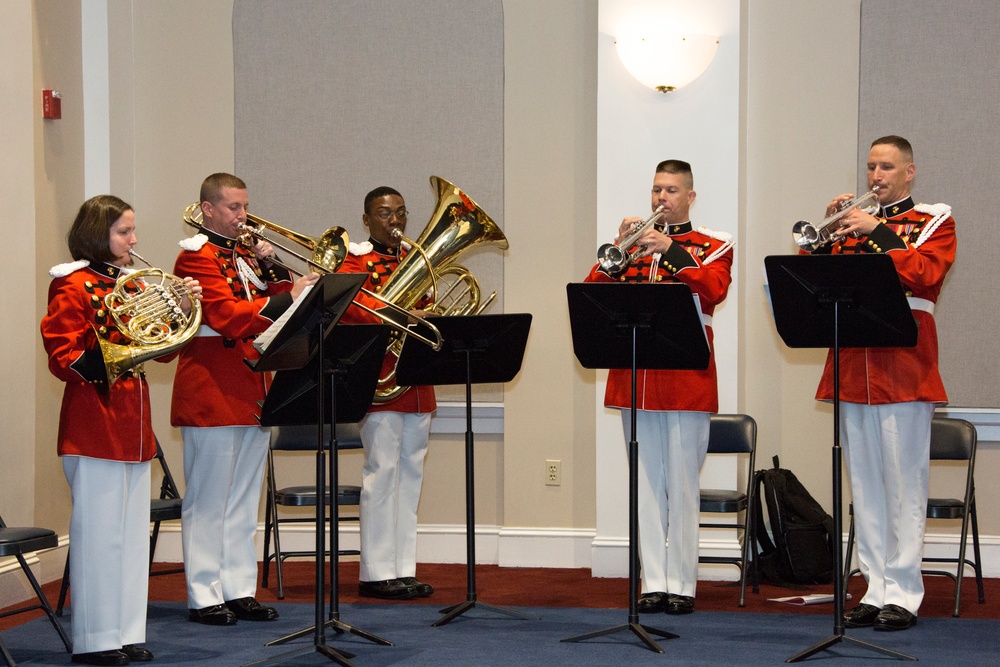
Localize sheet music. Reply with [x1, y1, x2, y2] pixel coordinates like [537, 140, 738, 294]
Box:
[253, 283, 314, 354]
[692, 293, 709, 346]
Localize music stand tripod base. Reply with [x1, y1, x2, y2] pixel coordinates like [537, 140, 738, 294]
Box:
[765, 254, 918, 663]
[395, 314, 538, 628]
[565, 282, 709, 654]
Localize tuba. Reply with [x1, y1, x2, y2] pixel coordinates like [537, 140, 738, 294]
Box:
[98, 251, 202, 386]
[372, 176, 508, 403]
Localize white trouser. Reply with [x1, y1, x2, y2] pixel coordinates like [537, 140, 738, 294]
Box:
[63, 456, 150, 653]
[181, 425, 269, 609]
[842, 401, 932, 614]
[623, 409, 710, 598]
[358, 411, 431, 582]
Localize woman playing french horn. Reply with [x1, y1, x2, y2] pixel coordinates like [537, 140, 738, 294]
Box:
[40, 195, 201, 666]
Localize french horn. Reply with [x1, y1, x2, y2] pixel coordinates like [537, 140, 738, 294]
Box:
[98, 251, 202, 386]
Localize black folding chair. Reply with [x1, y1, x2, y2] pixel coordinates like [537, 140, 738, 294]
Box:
[843, 417, 984, 616]
[0, 513, 72, 666]
[261, 423, 363, 600]
[698, 413, 758, 606]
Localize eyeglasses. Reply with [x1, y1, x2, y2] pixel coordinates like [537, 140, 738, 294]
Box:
[372, 208, 408, 222]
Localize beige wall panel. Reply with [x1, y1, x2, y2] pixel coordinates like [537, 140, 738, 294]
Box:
[2, 0, 40, 527]
[743, 0, 862, 518]
[32, 0, 87, 533]
[503, 0, 598, 528]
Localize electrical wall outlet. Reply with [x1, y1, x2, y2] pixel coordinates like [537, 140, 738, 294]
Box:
[545, 459, 561, 486]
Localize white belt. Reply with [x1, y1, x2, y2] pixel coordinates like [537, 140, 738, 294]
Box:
[907, 297, 934, 314]
[196, 324, 220, 337]
[702, 314, 713, 328]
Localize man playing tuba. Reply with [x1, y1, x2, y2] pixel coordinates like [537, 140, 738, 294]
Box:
[338, 186, 437, 601]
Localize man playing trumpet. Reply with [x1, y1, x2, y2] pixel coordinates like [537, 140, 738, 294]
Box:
[585, 160, 733, 615]
[805, 136, 956, 632]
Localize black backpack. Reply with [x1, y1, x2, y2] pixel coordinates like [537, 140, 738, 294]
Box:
[749, 456, 835, 587]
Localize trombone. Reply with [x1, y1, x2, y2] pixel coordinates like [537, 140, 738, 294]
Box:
[182, 203, 443, 351]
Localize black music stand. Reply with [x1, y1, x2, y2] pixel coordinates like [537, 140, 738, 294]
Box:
[394, 313, 534, 627]
[244, 274, 380, 667]
[563, 282, 709, 654]
[765, 254, 917, 663]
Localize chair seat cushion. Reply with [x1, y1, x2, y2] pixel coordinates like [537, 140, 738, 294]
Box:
[150, 497, 184, 522]
[275, 485, 362, 507]
[700, 489, 747, 513]
[927, 497, 965, 519]
[0, 527, 59, 556]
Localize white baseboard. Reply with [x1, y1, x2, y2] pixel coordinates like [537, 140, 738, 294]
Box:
[5, 526, 998, 609]
[146, 524, 1000, 578]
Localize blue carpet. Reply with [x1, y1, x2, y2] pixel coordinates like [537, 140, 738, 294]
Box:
[4, 601, 999, 666]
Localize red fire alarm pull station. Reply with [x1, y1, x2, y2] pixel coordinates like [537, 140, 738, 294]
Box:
[42, 90, 62, 119]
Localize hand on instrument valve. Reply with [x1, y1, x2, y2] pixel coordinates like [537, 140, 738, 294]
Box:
[615, 216, 645, 242]
[825, 193, 880, 240]
[291, 272, 321, 300]
[180, 277, 202, 316]
[631, 226, 673, 259]
[252, 239, 276, 262]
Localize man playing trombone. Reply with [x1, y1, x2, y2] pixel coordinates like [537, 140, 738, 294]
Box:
[804, 136, 956, 632]
[585, 160, 733, 615]
[338, 186, 436, 600]
[171, 173, 318, 625]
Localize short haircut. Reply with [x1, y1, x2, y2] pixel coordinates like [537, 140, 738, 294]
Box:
[200, 172, 248, 204]
[655, 159, 694, 189]
[871, 135, 913, 162]
[364, 186, 403, 214]
[67, 195, 133, 264]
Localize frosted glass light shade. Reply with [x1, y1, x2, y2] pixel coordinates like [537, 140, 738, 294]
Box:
[614, 33, 719, 93]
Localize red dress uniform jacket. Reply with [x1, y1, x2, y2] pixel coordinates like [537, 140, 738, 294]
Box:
[338, 238, 436, 414]
[810, 197, 955, 405]
[584, 222, 734, 412]
[41, 261, 158, 462]
[170, 229, 294, 427]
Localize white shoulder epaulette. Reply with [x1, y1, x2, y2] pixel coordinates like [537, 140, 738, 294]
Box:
[179, 234, 209, 251]
[349, 241, 373, 256]
[49, 260, 90, 278]
[697, 226, 735, 265]
[912, 203, 952, 248]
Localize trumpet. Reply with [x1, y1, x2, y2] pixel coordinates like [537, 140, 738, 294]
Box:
[181, 203, 443, 351]
[792, 187, 881, 250]
[98, 250, 202, 386]
[596, 205, 666, 273]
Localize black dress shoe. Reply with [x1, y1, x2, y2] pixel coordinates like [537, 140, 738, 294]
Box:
[664, 594, 695, 615]
[188, 603, 238, 625]
[874, 604, 917, 631]
[121, 645, 154, 662]
[843, 602, 881, 628]
[398, 577, 434, 597]
[359, 579, 417, 600]
[225, 597, 279, 621]
[71, 650, 130, 666]
[637, 592, 666, 613]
